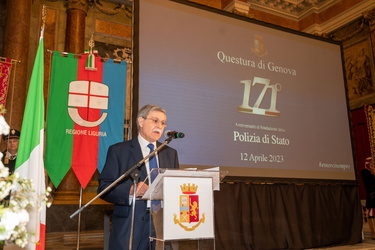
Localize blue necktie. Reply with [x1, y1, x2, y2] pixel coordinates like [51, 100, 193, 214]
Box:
[147, 143, 158, 182]
[147, 143, 161, 212]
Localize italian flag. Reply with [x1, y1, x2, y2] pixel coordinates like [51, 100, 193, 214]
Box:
[15, 36, 46, 249]
[45, 52, 126, 188]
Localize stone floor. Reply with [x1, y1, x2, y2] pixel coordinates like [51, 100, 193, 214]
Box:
[307, 222, 375, 250]
[46, 230, 104, 250]
[45, 224, 375, 250]
[309, 237, 375, 250]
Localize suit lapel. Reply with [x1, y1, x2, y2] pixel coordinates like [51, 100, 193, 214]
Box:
[157, 141, 167, 169]
[129, 137, 148, 180]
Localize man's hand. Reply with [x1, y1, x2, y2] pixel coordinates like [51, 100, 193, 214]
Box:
[129, 181, 149, 197]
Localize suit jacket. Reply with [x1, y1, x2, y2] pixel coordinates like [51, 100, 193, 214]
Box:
[1, 150, 16, 174]
[98, 137, 179, 250]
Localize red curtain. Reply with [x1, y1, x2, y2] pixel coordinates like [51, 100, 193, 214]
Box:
[351, 107, 371, 200]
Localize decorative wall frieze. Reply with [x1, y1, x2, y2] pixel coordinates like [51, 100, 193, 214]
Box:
[327, 19, 365, 42]
[326, 7, 375, 42]
[47, 0, 131, 16]
[303, 1, 375, 35]
[91, 0, 131, 17]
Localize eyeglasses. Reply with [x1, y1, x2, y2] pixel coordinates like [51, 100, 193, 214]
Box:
[144, 117, 167, 127]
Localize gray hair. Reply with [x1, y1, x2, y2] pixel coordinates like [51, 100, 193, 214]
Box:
[136, 104, 166, 129]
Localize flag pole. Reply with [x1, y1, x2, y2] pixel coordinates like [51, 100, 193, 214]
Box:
[76, 186, 83, 250]
[75, 35, 97, 249]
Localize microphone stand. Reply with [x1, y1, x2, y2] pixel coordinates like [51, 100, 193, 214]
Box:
[70, 137, 173, 249]
[129, 169, 140, 250]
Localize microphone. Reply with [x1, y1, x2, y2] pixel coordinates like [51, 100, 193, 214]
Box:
[164, 130, 185, 139]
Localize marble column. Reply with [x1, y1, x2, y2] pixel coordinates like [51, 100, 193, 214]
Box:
[2, 0, 32, 130]
[65, 0, 89, 54]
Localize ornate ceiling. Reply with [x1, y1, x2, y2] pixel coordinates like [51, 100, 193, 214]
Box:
[223, 0, 375, 34]
[85, 0, 375, 34]
[105, 0, 339, 18]
[245, 0, 339, 19]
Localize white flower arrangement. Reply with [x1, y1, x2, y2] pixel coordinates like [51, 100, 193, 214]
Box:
[0, 113, 51, 248]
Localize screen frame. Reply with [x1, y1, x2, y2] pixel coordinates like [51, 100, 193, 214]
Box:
[133, 0, 358, 185]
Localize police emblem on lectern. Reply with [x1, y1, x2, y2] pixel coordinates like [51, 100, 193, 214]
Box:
[173, 183, 206, 231]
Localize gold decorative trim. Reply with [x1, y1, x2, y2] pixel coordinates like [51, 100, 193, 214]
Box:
[365, 105, 375, 161]
[233, 9, 255, 19]
[173, 213, 206, 231]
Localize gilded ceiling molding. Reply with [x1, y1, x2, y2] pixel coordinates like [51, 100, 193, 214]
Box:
[224, 0, 251, 15]
[233, 9, 255, 19]
[245, 0, 339, 20]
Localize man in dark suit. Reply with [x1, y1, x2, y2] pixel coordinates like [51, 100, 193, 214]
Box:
[98, 104, 179, 250]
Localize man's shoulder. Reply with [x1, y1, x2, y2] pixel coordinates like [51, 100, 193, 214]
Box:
[110, 138, 138, 149]
[158, 143, 178, 155]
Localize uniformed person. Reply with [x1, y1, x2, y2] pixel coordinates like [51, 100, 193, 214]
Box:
[2, 128, 20, 174]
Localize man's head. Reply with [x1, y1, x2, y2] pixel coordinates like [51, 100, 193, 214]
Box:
[3, 129, 20, 155]
[137, 104, 167, 143]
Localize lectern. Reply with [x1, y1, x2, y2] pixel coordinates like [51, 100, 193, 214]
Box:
[143, 168, 226, 249]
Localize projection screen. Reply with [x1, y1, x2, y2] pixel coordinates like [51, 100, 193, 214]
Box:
[136, 0, 356, 181]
